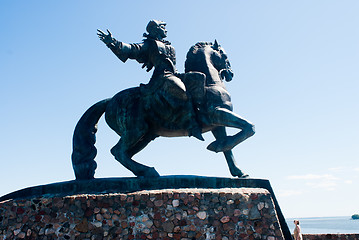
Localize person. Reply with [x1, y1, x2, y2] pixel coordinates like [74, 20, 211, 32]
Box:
[293, 220, 303, 240]
[97, 20, 204, 141]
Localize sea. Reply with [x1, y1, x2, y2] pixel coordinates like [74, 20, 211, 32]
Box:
[286, 216, 359, 234]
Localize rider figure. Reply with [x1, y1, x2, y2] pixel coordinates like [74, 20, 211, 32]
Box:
[97, 20, 204, 141]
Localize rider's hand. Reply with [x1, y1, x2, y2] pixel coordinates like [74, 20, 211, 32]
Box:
[97, 29, 114, 46]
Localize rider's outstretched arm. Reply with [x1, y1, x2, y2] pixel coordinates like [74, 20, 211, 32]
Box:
[97, 29, 142, 63]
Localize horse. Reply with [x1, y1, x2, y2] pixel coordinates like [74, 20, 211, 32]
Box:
[71, 41, 255, 180]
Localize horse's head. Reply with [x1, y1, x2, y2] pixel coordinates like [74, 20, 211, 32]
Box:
[211, 40, 234, 82]
[185, 41, 234, 83]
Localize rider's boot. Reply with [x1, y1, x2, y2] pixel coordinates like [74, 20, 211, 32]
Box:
[187, 101, 204, 141]
[189, 123, 204, 141]
[180, 72, 206, 141]
[157, 74, 204, 141]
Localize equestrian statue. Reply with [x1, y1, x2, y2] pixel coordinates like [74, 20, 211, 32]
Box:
[71, 20, 255, 180]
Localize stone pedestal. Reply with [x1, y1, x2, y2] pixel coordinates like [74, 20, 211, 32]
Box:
[0, 177, 290, 239]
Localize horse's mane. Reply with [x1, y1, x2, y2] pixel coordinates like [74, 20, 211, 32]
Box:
[185, 42, 213, 72]
[188, 42, 213, 55]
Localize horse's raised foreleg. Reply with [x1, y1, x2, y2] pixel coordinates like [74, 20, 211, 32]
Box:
[207, 107, 255, 153]
[211, 126, 248, 178]
[111, 135, 160, 178]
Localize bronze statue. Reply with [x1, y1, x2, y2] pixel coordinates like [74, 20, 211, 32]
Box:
[71, 20, 255, 179]
[97, 20, 203, 141]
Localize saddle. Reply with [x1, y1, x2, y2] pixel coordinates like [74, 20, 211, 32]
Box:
[140, 71, 206, 109]
[140, 71, 206, 135]
[178, 71, 206, 108]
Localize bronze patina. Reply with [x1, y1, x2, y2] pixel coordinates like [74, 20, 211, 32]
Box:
[71, 20, 255, 179]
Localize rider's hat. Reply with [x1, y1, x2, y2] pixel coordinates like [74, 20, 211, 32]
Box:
[146, 20, 166, 34]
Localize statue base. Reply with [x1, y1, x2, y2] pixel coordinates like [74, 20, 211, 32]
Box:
[0, 176, 291, 239]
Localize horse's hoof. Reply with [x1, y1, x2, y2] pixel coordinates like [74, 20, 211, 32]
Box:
[207, 140, 235, 153]
[238, 174, 249, 178]
[207, 141, 222, 153]
[135, 167, 160, 178]
[232, 173, 249, 178]
[230, 169, 249, 178]
[144, 167, 160, 177]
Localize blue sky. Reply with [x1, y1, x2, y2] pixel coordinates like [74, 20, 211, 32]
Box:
[1, 1, 358, 218]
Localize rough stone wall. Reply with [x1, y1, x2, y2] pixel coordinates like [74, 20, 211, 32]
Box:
[0, 188, 284, 240]
[302, 234, 359, 240]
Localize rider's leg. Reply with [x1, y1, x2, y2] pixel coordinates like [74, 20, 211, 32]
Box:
[163, 74, 204, 141]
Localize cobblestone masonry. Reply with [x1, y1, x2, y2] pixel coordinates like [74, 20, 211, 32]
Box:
[0, 188, 284, 240]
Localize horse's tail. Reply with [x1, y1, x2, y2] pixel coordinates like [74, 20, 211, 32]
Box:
[71, 98, 111, 180]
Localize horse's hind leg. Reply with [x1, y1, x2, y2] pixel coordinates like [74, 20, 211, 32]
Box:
[211, 126, 248, 178]
[111, 133, 160, 177]
[127, 133, 158, 157]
